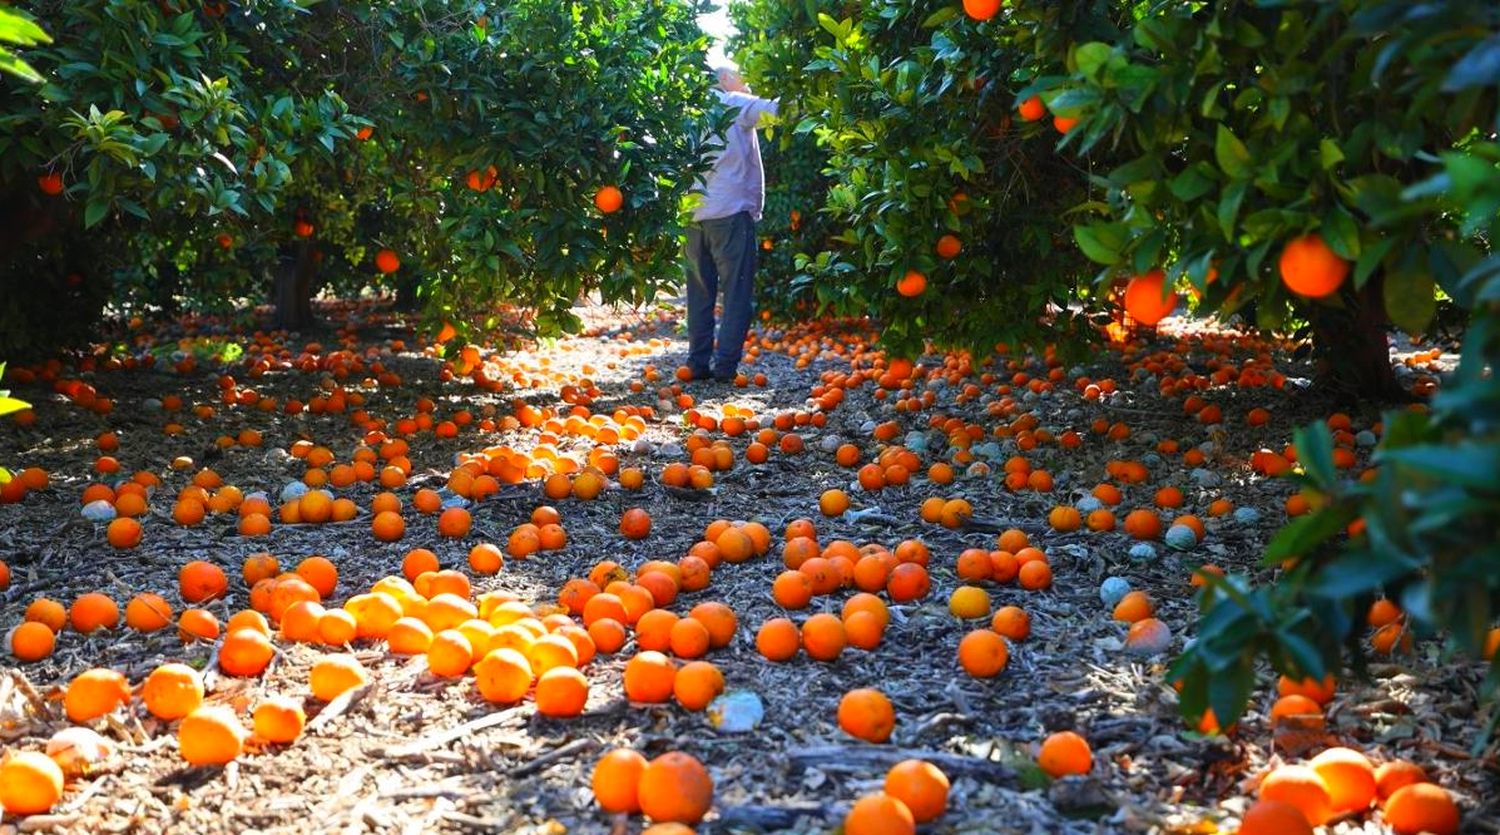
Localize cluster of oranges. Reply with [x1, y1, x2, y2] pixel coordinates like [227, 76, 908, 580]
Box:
[1246, 744, 1458, 835]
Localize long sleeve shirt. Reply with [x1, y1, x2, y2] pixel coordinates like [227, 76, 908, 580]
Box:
[692, 90, 779, 222]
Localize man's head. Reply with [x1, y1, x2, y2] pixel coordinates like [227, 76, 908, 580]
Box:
[713, 64, 749, 94]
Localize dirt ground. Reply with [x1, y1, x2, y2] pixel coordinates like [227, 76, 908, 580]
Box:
[0, 299, 1495, 834]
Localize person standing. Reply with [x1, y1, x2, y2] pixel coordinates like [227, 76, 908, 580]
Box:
[684, 65, 778, 381]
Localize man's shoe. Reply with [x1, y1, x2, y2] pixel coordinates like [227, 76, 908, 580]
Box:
[710, 367, 737, 382]
[686, 365, 713, 381]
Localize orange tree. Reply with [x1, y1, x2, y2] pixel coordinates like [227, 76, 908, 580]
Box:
[737, 0, 1500, 732]
[730, 1, 1108, 359]
[1004, 0, 1500, 731]
[0, 0, 722, 354]
[1015, 0, 1498, 399]
[726, 1, 836, 322]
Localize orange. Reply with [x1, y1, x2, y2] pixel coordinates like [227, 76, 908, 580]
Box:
[1123, 270, 1177, 326]
[669, 617, 712, 659]
[310, 654, 369, 701]
[427, 629, 475, 677]
[887, 562, 931, 601]
[65, 667, 131, 722]
[756, 618, 800, 661]
[296, 556, 338, 598]
[469, 542, 504, 574]
[801, 613, 846, 662]
[534, 667, 589, 717]
[1123, 509, 1162, 540]
[594, 185, 624, 214]
[1017, 560, 1051, 590]
[688, 601, 737, 648]
[592, 748, 648, 813]
[896, 270, 927, 297]
[772, 569, 814, 609]
[25, 598, 68, 632]
[437, 507, 472, 538]
[220, 628, 275, 676]
[1258, 764, 1332, 826]
[1308, 747, 1375, 815]
[1269, 694, 1324, 727]
[844, 792, 914, 835]
[884, 759, 949, 823]
[673, 660, 725, 710]
[1112, 591, 1153, 623]
[178, 705, 246, 765]
[388, 616, 434, 654]
[1047, 505, 1081, 532]
[1017, 95, 1046, 121]
[935, 234, 962, 259]
[402, 548, 440, 581]
[1279, 233, 1349, 298]
[838, 688, 895, 743]
[1238, 800, 1313, 835]
[179, 560, 228, 603]
[1382, 783, 1458, 835]
[990, 606, 1029, 641]
[624, 650, 677, 703]
[958, 627, 1010, 679]
[620, 507, 652, 539]
[252, 696, 306, 744]
[125, 593, 173, 631]
[372, 510, 406, 541]
[948, 586, 991, 619]
[819, 488, 851, 517]
[0, 751, 65, 815]
[637, 751, 713, 824]
[178, 608, 220, 642]
[106, 516, 142, 548]
[474, 647, 533, 703]
[1037, 731, 1092, 778]
[1375, 760, 1427, 801]
[70, 592, 119, 633]
[588, 617, 627, 654]
[10, 621, 56, 662]
[142, 663, 204, 720]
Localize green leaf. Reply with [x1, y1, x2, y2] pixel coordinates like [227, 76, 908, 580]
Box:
[1293, 423, 1339, 489]
[1218, 180, 1247, 238]
[1264, 507, 1352, 565]
[1319, 138, 1345, 170]
[1073, 42, 1113, 81]
[920, 7, 957, 28]
[1214, 125, 1252, 179]
[1382, 442, 1500, 490]
[84, 198, 109, 229]
[1073, 222, 1127, 266]
[1321, 206, 1361, 260]
[1354, 236, 1397, 289]
[1383, 266, 1435, 334]
[0, 395, 30, 417]
[1443, 33, 1500, 92]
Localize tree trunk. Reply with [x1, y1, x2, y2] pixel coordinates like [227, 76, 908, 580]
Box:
[393, 272, 420, 312]
[272, 244, 317, 331]
[1306, 274, 1407, 403]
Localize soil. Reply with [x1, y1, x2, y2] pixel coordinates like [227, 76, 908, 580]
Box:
[0, 298, 1493, 835]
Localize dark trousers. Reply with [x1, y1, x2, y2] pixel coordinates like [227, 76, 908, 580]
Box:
[684, 211, 756, 375]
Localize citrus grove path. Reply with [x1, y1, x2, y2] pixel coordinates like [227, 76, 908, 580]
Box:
[0, 299, 1491, 834]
